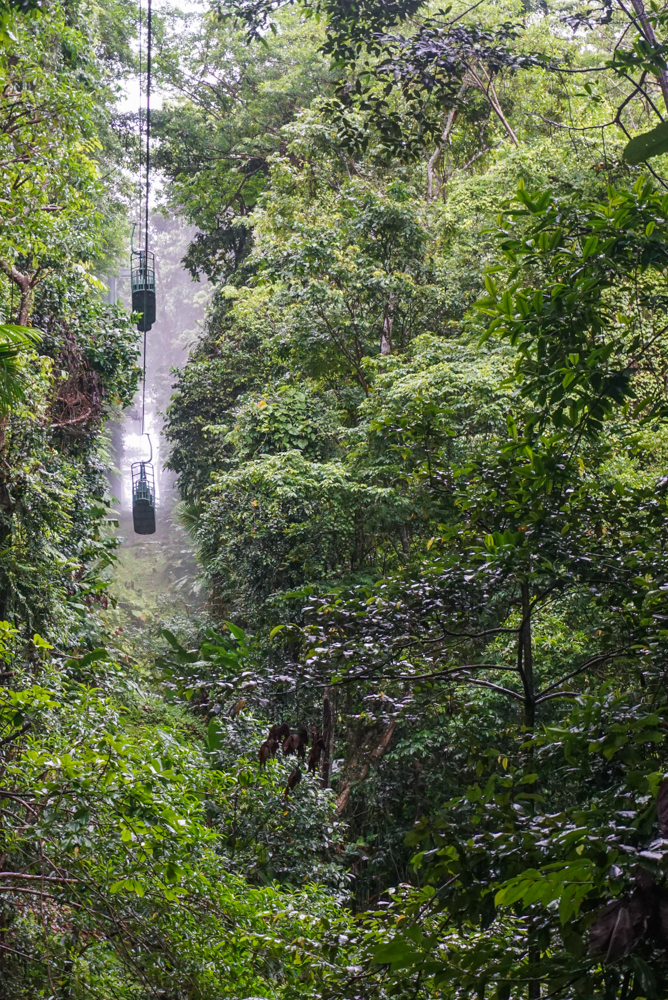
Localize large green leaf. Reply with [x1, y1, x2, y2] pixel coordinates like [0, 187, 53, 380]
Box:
[623, 121, 668, 164]
[372, 938, 421, 968]
[0, 324, 40, 410]
[205, 718, 224, 752]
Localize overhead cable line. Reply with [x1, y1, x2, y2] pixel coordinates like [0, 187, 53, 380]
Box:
[131, 0, 157, 535]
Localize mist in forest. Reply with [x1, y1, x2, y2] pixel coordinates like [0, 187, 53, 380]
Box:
[106, 213, 209, 610]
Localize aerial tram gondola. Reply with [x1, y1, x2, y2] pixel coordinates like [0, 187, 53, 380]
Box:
[131, 0, 157, 536]
[131, 435, 156, 535]
[131, 225, 156, 334]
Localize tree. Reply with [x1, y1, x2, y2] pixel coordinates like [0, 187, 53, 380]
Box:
[281, 176, 668, 997]
[252, 168, 446, 386]
[154, 9, 336, 282]
[0, 6, 118, 324]
[150, 3, 668, 998]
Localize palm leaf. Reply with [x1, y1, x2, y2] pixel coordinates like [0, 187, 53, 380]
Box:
[0, 324, 41, 411]
[174, 500, 201, 540]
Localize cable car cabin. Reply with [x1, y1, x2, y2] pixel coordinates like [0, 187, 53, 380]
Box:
[131, 249, 156, 332]
[131, 461, 156, 534]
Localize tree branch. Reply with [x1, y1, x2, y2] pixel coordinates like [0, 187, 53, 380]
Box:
[459, 675, 524, 701]
[0, 721, 31, 748]
[536, 649, 628, 701]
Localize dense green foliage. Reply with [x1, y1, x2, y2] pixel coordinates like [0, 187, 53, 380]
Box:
[0, 0, 141, 640]
[158, 0, 668, 996]
[8, 0, 668, 996]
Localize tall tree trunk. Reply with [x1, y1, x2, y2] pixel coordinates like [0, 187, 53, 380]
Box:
[521, 582, 539, 997]
[630, 0, 668, 113]
[0, 261, 38, 326]
[381, 295, 394, 355]
[335, 720, 396, 814]
[520, 581, 535, 730]
[427, 82, 468, 200]
[528, 918, 541, 999]
[16, 288, 31, 327]
[351, 510, 365, 570]
[321, 690, 335, 789]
